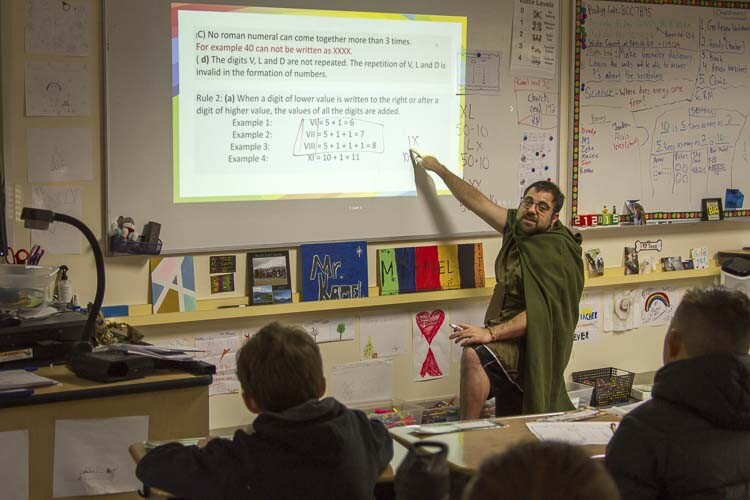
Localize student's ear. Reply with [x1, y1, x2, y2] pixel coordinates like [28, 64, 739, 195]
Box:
[242, 391, 262, 415]
[663, 328, 684, 364]
[550, 211, 560, 226]
[318, 377, 326, 399]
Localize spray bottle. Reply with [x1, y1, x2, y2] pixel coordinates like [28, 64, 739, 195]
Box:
[57, 265, 74, 304]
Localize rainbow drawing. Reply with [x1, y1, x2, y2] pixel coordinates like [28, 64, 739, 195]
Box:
[644, 292, 670, 312]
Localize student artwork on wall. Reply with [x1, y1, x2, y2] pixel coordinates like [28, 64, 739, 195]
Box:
[247, 251, 291, 305]
[150, 256, 196, 314]
[194, 331, 241, 396]
[575, 293, 604, 343]
[302, 318, 355, 344]
[603, 289, 639, 332]
[378, 243, 485, 295]
[412, 309, 450, 382]
[210, 273, 234, 294]
[300, 241, 367, 301]
[359, 312, 411, 359]
[641, 287, 683, 327]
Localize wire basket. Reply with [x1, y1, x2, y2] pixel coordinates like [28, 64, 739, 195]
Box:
[572, 367, 635, 406]
[110, 235, 162, 255]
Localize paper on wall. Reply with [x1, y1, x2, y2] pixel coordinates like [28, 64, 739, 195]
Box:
[0, 430, 29, 500]
[53, 416, 148, 497]
[30, 186, 82, 255]
[603, 289, 641, 332]
[25, 61, 90, 116]
[27, 128, 93, 183]
[412, 309, 451, 381]
[510, 0, 559, 78]
[25, 0, 91, 56]
[575, 292, 604, 343]
[302, 318, 354, 343]
[640, 287, 683, 327]
[329, 358, 394, 405]
[359, 312, 410, 360]
[195, 331, 241, 396]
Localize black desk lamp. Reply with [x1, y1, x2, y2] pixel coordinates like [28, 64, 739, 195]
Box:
[21, 207, 104, 345]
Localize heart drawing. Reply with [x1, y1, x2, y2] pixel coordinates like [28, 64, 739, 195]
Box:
[416, 310, 445, 378]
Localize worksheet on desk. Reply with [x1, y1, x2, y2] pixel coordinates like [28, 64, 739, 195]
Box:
[526, 422, 618, 446]
[53, 416, 148, 497]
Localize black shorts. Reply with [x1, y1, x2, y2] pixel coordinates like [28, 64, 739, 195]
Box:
[473, 345, 524, 417]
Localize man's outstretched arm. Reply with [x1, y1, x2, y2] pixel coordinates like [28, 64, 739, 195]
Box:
[414, 150, 508, 232]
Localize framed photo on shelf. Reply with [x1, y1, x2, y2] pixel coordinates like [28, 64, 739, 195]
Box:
[701, 198, 723, 221]
[247, 251, 292, 305]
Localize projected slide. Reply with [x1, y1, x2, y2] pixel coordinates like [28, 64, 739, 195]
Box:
[172, 4, 466, 202]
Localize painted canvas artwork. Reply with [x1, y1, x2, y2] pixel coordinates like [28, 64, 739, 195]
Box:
[378, 243, 484, 295]
[150, 256, 196, 314]
[300, 241, 368, 301]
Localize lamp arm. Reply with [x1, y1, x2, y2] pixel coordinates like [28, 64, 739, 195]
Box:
[52, 212, 105, 345]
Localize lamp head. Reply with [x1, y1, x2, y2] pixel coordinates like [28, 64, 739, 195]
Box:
[21, 207, 55, 230]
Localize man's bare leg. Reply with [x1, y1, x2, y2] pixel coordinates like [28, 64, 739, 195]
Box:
[459, 347, 491, 420]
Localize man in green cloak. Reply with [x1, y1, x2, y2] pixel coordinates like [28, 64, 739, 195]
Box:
[414, 150, 584, 418]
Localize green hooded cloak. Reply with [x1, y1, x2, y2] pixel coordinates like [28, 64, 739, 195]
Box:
[497, 209, 584, 414]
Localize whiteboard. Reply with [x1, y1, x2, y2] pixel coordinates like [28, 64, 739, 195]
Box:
[572, 0, 750, 223]
[105, 0, 562, 253]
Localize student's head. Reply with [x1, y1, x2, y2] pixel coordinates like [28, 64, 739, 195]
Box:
[663, 287, 750, 364]
[462, 441, 620, 500]
[236, 322, 325, 414]
[517, 181, 564, 235]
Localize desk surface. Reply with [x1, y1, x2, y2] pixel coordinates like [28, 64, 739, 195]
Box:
[389, 413, 620, 475]
[0, 365, 212, 409]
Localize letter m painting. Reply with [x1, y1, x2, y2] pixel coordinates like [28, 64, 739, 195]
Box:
[300, 241, 368, 302]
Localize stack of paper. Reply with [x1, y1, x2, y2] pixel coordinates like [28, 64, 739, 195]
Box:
[101, 344, 203, 361]
[0, 370, 57, 391]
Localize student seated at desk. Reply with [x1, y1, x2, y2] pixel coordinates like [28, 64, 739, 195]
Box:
[461, 441, 620, 500]
[136, 322, 393, 500]
[606, 287, 750, 500]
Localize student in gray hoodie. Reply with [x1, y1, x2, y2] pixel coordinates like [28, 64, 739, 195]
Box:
[606, 287, 750, 500]
[137, 322, 393, 500]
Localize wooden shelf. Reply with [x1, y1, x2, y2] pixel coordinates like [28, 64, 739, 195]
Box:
[112, 263, 720, 326]
[113, 284, 496, 326]
[583, 262, 720, 289]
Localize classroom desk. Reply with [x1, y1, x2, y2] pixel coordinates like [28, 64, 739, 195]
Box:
[129, 431, 407, 498]
[0, 365, 211, 500]
[389, 413, 621, 476]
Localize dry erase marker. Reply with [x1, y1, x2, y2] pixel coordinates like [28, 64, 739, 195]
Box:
[218, 304, 248, 309]
[449, 323, 462, 331]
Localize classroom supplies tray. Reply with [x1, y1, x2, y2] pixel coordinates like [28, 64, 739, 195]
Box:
[566, 381, 595, 409]
[355, 399, 424, 428]
[109, 236, 162, 255]
[572, 367, 634, 406]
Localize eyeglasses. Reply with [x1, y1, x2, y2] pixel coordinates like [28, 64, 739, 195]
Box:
[520, 197, 553, 214]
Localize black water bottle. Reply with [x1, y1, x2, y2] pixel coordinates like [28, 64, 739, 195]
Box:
[394, 441, 450, 500]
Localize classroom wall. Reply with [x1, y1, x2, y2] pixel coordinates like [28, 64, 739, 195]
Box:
[2, 0, 747, 429]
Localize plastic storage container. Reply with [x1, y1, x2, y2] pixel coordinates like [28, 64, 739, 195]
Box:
[0, 265, 59, 313]
[357, 399, 424, 428]
[572, 367, 635, 406]
[566, 381, 595, 408]
[415, 397, 460, 424]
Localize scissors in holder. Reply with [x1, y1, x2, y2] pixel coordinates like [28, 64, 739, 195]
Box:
[5, 247, 31, 265]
